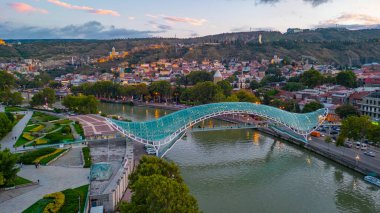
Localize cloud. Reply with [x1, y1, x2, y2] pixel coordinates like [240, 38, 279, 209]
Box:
[47, 0, 120, 16]
[162, 15, 207, 26]
[317, 13, 380, 29]
[8, 2, 48, 14]
[128, 17, 136, 20]
[0, 21, 164, 39]
[255, 0, 331, 7]
[321, 14, 380, 26]
[149, 21, 173, 30]
[230, 26, 275, 32]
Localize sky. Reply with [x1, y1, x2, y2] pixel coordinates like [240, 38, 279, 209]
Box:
[0, 0, 380, 39]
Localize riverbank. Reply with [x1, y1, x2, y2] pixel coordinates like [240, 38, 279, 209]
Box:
[131, 102, 380, 176]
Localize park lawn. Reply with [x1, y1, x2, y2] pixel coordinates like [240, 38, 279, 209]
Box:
[38, 149, 67, 165]
[74, 122, 85, 139]
[15, 137, 30, 147]
[5, 106, 26, 112]
[30, 124, 45, 132]
[19, 148, 57, 164]
[24, 124, 39, 132]
[22, 185, 89, 213]
[1, 176, 32, 188]
[53, 119, 73, 125]
[32, 111, 60, 122]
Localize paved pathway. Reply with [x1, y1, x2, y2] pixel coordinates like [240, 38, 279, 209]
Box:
[0, 105, 4, 112]
[0, 111, 33, 151]
[0, 165, 90, 213]
[50, 147, 84, 167]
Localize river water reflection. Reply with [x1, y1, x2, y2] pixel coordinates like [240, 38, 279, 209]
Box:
[99, 103, 380, 213]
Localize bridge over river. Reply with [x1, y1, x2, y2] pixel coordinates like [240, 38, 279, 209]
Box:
[107, 102, 328, 157]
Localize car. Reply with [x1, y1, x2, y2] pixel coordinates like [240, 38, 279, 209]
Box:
[364, 151, 376, 157]
[361, 143, 368, 150]
[146, 149, 156, 155]
[344, 141, 353, 148]
[330, 131, 339, 135]
[355, 142, 361, 149]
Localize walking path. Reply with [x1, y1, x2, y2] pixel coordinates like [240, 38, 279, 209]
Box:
[50, 147, 84, 167]
[0, 111, 33, 151]
[0, 165, 89, 213]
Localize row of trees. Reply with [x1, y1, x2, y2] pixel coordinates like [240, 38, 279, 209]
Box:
[0, 71, 23, 106]
[30, 88, 56, 107]
[337, 115, 380, 146]
[119, 156, 200, 213]
[0, 148, 19, 187]
[294, 69, 357, 89]
[71, 79, 261, 106]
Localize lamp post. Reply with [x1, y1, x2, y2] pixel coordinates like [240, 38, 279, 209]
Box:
[78, 196, 81, 213]
[355, 154, 360, 167]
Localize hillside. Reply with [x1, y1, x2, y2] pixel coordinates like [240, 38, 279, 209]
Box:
[1, 28, 380, 66]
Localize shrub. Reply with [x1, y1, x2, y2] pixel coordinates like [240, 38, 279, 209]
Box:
[19, 148, 57, 164]
[30, 125, 45, 132]
[82, 147, 92, 168]
[33, 149, 64, 164]
[43, 192, 65, 213]
[22, 133, 34, 141]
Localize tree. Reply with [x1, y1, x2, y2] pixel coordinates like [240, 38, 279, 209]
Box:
[216, 80, 233, 96]
[302, 101, 324, 113]
[0, 71, 16, 90]
[129, 156, 183, 186]
[226, 94, 239, 102]
[300, 69, 324, 88]
[120, 156, 200, 213]
[249, 80, 260, 90]
[120, 175, 199, 213]
[0, 113, 13, 139]
[30, 88, 56, 107]
[335, 105, 359, 119]
[186, 71, 213, 85]
[188, 82, 222, 104]
[336, 70, 357, 88]
[339, 116, 371, 143]
[235, 90, 260, 103]
[0, 148, 19, 187]
[62, 95, 98, 114]
[367, 124, 380, 145]
[282, 82, 305, 92]
[149, 81, 171, 102]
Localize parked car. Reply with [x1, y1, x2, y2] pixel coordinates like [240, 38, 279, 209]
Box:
[364, 151, 376, 157]
[344, 141, 353, 148]
[355, 142, 361, 149]
[330, 131, 339, 135]
[361, 143, 368, 150]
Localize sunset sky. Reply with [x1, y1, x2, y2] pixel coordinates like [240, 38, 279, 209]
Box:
[1, 0, 380, 39]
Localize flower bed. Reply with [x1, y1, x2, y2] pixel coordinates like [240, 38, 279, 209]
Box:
[22, 133, 34, 141]
[19, 148, 57, 164]
[30, 125, 45, 132]
[35, 138, 48, 145]
[43, 192, 65, 213]
[33, 149, 64, 164]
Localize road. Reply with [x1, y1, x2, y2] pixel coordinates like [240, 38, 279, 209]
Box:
[309, 136, 380, 174]
[0, 111, 33, 151]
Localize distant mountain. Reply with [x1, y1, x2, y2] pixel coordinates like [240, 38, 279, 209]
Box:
[1, 28, 380, 66]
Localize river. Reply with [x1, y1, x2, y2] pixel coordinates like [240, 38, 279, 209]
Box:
[99, 103, 380, 213]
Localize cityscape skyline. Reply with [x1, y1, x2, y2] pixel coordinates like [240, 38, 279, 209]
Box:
[0, 0, 380, 39]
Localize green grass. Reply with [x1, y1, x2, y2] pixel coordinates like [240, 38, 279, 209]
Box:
[24, 124, 39, 132]
[5, 106, 26, 112]
[2, 176, 32, 188]
[74, 122, 85, 139]
[39, 149, 67, 165]
[32, 111, 60, 122]
[15, 137, 30, 147]
[22, 198, 53, 213]
[53, 119, 73, 125]
[19, 148, 57, 164]
[82, 147, 91, 168]
[22, 185, 89, 213]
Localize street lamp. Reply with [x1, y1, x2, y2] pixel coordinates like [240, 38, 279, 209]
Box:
[355, 154, 360, 166]
[78, 196, 80, 213]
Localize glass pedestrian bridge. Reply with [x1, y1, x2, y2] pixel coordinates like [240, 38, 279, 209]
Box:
[107, 102, 328, 157]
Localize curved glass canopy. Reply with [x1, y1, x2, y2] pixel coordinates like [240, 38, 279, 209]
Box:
[109, 102, 327, 145]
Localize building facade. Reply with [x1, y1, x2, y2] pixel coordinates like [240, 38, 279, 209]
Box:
[360, 91, 380, 121]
